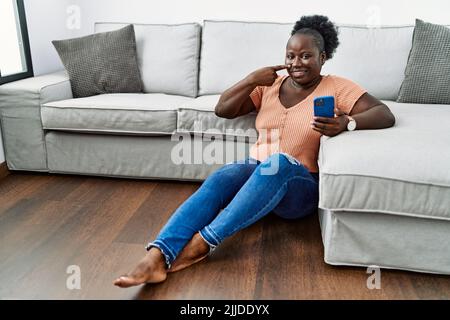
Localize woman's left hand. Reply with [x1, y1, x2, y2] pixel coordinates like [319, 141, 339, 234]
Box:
[310, 107, 349, 137]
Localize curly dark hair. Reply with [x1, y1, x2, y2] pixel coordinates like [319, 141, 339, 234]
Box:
[291, 15, 339, 60]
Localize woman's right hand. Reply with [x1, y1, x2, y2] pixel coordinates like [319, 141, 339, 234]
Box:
[246, 64, 291, 86]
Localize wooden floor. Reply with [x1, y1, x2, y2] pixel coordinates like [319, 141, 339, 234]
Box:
[0, 171, 449, 300]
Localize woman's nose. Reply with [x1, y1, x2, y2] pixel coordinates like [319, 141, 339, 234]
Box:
[291, 56, 302, 66]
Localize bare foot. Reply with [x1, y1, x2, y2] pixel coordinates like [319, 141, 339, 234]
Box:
[169, 233, 211, 273]
[113, 248, 167, 288]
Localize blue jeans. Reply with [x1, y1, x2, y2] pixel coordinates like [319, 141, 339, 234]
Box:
[147, 152, 320, 268]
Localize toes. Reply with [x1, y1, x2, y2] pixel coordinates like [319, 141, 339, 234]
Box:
[114, 271, 167, 287]
[113, 276, 139, 288]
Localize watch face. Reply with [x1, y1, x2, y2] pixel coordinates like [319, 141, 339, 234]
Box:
[348, 120, 356, 131]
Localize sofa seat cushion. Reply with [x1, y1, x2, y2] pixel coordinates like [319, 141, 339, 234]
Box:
[318, 100, 450, 221]
[42, 93, 193, 135]
[177, 94, 257, 141]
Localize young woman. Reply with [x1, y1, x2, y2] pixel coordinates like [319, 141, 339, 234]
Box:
[114, 15, 395, 288]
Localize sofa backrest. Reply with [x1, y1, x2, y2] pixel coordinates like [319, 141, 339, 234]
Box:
[93, 20, 445, 101]
[322, 25, 414, 101]
[199, 20, 417, 101]
[95, 22, 201, 98]
[199, 20, 291, 96]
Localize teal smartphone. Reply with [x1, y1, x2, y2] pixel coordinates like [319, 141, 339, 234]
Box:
[314, 96, 335, 118]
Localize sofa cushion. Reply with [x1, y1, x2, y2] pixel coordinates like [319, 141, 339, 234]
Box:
[42, 93, 259, 139]
[199, 20, 291, 96]
[41, 93, 193, 135]
[321, 25, 415, 100]
[95, 22, 201, 97]
[52, 24, 143, 98]
[177, 95, 257, 141]
[318, 100, 450, 221]
[397, 19, 450, 104]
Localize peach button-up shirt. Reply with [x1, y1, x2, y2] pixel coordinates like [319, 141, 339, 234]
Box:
[249, 74, 367, 173]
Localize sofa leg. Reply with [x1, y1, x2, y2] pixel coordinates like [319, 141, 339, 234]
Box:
[0, 161, 10, 180]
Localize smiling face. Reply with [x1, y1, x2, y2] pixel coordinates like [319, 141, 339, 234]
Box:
[285, 33, 326, 86]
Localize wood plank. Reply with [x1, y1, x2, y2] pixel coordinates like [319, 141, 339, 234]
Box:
[0, 173, 57, 213]
[114, 180, 200, 245]
[0, 177, 118, 295]
[0, 177, 154, 298]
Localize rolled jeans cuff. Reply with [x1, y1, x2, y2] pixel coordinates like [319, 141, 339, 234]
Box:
[199, 226, 221, 251]
[145, 240, 176, 270]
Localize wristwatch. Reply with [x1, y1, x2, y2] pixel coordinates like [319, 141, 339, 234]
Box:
[346, 115, 357, 131]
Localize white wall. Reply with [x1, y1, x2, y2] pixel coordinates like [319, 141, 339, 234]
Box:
[29, 0, 450, 72]
[1, 0, 449, 164]
[24, 0, 81, 75]
[75, 0, 450, 33]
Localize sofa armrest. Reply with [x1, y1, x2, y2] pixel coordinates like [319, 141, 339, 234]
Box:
[0, 71, 72, 171]
[0, 70, 72, 107]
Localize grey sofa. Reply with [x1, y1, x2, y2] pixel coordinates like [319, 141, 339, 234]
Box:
[1, 20, 449, 275]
